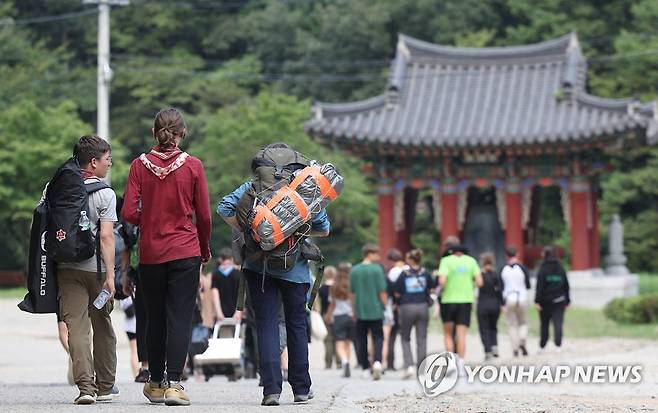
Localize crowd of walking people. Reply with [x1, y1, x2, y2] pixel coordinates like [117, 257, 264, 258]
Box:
[44, 107, 571, 406]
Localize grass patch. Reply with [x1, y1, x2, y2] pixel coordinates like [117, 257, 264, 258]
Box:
[639, 273, 658, 295]
[429, 304, 657, 340]
[0, 287, 27, 299]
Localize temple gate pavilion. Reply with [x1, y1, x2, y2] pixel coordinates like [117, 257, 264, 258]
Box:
[306, 33, 657, 307]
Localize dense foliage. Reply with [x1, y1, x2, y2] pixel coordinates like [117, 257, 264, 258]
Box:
[0, 0, 656, 271]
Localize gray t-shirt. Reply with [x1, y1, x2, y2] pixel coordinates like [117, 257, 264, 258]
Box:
[59, 178, 118, 273]
[330, 296, 353, 317]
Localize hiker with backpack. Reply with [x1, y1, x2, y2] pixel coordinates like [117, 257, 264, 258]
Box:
[55, 135, 118, 404]
[217, 143, 336, 406]
[122, 108, 212, 406]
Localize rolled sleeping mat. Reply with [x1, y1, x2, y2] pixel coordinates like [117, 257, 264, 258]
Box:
[250, 163, 343, 251]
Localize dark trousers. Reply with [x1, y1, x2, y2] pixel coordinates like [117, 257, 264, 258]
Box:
[540, 301, 566, 348]
[387, 308, 399, 368]
[134, 273, 148, 363]
[139, 257, 201, 382]
[477, 307, 500, 353]
[355, 319, 384, 370]
[244, 270, 311, 397]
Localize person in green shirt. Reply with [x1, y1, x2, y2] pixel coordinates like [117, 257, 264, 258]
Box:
[437, 237, 483, 366]
[349, 243, 388, 380]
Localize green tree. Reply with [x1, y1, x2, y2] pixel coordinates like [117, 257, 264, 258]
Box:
[0, 100, 92, 269]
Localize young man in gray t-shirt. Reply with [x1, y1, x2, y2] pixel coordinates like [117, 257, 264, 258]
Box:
[57, 135, 117, 405]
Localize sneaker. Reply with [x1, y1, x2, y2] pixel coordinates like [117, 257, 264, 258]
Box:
[261, 393, 280, 406]
[520, 344, 528, 356]
[97, 384, 119, 402]
[143, 380, 167, 404]
[361, 368, 371, 379]
[537, 346, 546, 355]
[74, 394, 95, 405]
[294, 389, 314, 404]
[402, 366, 415, 380]
[372, 361, 382, 381]
[135, 368, 150, 383]
[491, 346, 499, 358]
[484, 352, 493, 362]
[342, 362, 351, 378]
[555, 346, 562, 353]
[513, 350, 519, 357]
[164, 381, 190, 406]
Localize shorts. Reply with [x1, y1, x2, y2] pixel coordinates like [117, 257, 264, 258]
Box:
[126, 332, 137, 341]
[332, 314, 355, 341]
[440, 303, 472, 327]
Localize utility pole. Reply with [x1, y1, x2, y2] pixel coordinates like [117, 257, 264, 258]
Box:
[83, 0, 129, 183]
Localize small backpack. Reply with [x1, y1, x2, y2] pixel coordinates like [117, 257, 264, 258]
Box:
[236, 146, 310, 272]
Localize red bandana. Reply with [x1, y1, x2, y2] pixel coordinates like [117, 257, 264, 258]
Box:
[139, 152, 190, 180]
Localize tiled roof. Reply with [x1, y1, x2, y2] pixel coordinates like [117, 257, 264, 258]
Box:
[306, 33, 657, 148]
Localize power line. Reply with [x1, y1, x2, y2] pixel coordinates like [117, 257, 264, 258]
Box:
[0, 9, 97, 27]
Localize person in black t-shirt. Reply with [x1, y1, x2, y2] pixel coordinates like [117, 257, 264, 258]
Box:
[211, 248, 243, 320]
[476, 252, 504, 361]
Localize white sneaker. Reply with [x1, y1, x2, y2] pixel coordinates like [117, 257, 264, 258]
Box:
[361, 368, 371, 379]
[554, 346, 562, 353]
[372, 361, 382, 381]
[402, 366, 415, 380]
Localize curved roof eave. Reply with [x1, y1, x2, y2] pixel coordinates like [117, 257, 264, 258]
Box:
[398, 32, 574, 61]
[313, 94, 388, 118]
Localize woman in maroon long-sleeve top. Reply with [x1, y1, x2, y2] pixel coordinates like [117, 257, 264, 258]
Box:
[122, 108, 211, 406]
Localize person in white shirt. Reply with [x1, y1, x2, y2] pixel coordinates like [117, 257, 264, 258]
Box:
[500, 246, 531, 357]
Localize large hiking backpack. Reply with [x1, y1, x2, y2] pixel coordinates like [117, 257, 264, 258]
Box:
[236, 146, 310, 272]
[18, 157, 109, 314]
[46, 157, 109, 263]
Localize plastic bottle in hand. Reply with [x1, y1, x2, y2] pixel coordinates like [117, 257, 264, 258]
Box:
[93, 289, 111, 309]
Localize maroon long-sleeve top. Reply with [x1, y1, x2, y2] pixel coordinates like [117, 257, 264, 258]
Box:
[122, 150, 211, 265]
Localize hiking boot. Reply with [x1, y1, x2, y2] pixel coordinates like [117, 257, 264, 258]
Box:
[135, 368, 150, 383]
[164, 381, 190, 406]
[372, 361, 383, 381]
[342, 362, 350, 378]
[74, 393, 96, 405]
[294, 389, 314, 404]
[143, 380, 167, 404]
[520, 344, 528, 356]
[261, 393, 280, 406]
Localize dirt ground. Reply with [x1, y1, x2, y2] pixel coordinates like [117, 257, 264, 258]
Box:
[358, 336, 658, 412]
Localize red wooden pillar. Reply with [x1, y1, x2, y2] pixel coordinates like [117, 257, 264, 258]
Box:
[570, 178, 591, 270]
[440, 182, 459, 244]
[378, 183, 396, 259]
[396, 187, 418, 254]
[505, 180, 524, 261]
[589, 186, 600, 268]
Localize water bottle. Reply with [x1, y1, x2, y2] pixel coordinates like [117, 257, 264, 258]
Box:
[93, 288, 111, 309]
[79, 211, 91, 231]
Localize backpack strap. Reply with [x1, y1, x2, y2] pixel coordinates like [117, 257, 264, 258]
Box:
[84, 181, 110, 281]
